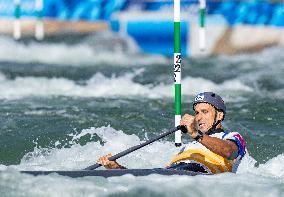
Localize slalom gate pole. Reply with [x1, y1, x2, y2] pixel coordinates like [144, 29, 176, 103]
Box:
[14, 0, 21, 40]
[199, 0, 206, 51]
[35, 0, 44, 40]
[174, 0, 182, 146]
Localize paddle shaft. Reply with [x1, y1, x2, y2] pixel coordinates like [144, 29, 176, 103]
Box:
[84, 126, 187, 170]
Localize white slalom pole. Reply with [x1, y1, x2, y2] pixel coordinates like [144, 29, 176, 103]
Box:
[199, 0, 206, 51]
[174, 0, 182, 146]
[35, 0, 44, 40]
[14, 0, 21, 40]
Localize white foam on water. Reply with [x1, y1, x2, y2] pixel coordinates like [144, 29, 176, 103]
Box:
[274, 88, 284, 99]
[1, 126, 284, 197]
[1, 170, 282, 197]
[10, 126, 176, 171]
[0, 71, 254, 100]
[181, 77, 253, 101]
[217, 47, 284, 67]
[0, 170, 283, 197]
[233, 152, 284, 181]
[0, 36, 167, 66]
[9, 126, 284, 177]
[256, 154, 284, 178]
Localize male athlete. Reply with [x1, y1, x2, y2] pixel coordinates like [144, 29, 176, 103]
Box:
[98, 92, 246, 173]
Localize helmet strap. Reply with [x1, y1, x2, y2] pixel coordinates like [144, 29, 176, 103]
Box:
[206, 110, 221, 134]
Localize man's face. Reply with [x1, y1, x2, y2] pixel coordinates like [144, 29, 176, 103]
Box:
[194, 103, 217, 133]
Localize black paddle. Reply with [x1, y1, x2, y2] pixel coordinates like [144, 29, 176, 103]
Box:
[83, 125, 188, 170]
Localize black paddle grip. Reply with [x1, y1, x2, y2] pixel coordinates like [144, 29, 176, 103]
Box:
[177, 125, 188, 133]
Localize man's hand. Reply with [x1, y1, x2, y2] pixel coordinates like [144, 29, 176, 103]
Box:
[180, 114, 198, 139]
[97, 153, 124, 169]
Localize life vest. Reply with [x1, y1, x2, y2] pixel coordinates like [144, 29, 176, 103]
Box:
[169, 148, 234, 174]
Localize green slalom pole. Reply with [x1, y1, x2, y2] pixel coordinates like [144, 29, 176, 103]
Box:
[14, 0, 21, 40]
[174, 0, 182, 147]
[35, 0, 44, 40]
[199, 0, 206, 51]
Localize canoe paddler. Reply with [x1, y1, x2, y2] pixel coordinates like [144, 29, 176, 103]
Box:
[167, 92, 246, 173]
[97, 92, 246, 174]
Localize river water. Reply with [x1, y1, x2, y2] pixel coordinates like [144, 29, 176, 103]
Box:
[0, 32, 283, 197]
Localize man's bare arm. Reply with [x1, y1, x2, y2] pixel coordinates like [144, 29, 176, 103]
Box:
[199, 135, 238, 160]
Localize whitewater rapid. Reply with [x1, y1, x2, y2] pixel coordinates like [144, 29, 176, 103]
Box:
[1, 126, 284, 197]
